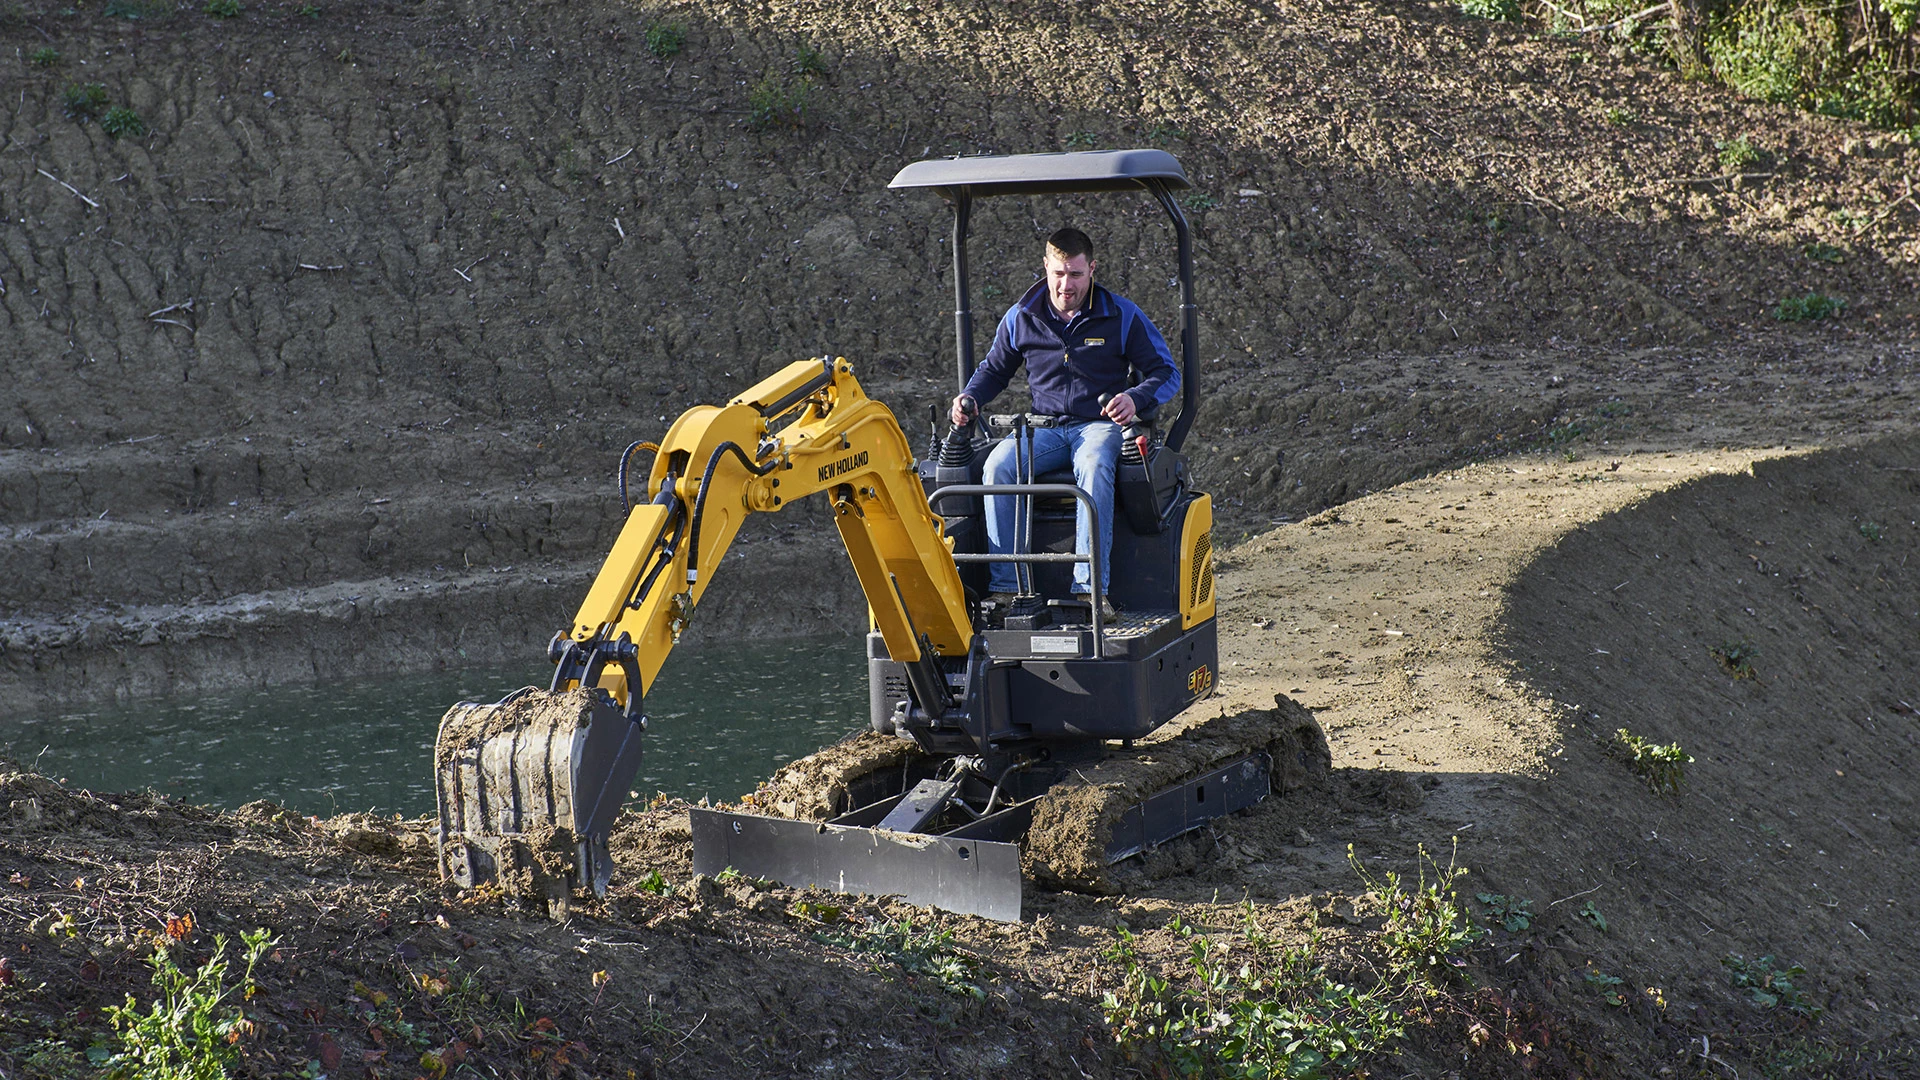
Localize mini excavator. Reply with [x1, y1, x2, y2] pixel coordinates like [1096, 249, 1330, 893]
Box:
[434, 150, 1329, 920]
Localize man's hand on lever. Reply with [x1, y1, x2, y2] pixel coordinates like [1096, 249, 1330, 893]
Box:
[950, 394, 978, 428]
[1102, 392, 1137, 425]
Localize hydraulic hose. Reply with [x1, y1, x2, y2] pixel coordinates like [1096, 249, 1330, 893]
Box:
[685, 441, 779, 585]
[617, 440, 660, 513]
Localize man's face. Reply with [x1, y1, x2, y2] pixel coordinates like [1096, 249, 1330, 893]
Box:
[1043, 246, 1094, 315]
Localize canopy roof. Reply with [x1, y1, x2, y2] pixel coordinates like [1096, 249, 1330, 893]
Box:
[887, 149, 1190, 198]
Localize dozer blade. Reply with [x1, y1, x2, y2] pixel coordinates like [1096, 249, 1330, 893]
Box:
[434, 688, 644, 900]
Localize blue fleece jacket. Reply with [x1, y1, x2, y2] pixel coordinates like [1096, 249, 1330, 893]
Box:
[962, 280, 1179, 421]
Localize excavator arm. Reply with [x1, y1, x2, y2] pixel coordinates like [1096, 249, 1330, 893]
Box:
[434, 358, 972, 902]
[561, 356, 971, 706]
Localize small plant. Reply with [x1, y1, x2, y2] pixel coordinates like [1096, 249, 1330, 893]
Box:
[1772, 293, 1842, 321]
[791, 43, 828, 80]
[817, 916, 981, 998]
[1578, 900, 1608, 932]
[1179, 191, 1219, 213]
[1064, 130, 1098, 149]
[1615, 728, 1693, 794]
[1724, 954, 1823, 1019]
[1460, 0, 1519, 20]
[1603, 105, 1636, 125]
[1802, 241, 1845, 264]
[30, 45, 62, 66]
[1715, 134, 1759, 168]
[1351, 841, 1483, 988]
[1711, 638, 1759, 680]
[1476, 893, 1534, 933]
[100, 105, 145, 138]
[102, 929, 274, 1080]
[1859, 519, 1883, 542]
[63, 81, 109, 119]
[295, 2, 317, 15]
[643, 21, 684, 57]
[1584, 968, 1628, 1007]
[636, 869, 672, 896]
[202, 0, 238, 16]
[746, 72, 811, 130]
[1145, 121, 1186, 143]
[1102, 910, 1403, 1078]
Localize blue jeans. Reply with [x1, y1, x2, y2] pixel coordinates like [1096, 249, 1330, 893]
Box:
[982, 420, 1121, 595]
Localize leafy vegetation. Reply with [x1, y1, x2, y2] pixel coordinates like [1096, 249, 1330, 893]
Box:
[1461, 0, 1521, 20]
[1477, 893, 1535, 932]
[102, 929, 274, 1080]
[1715, 133, 1759, 168]
[1352, 842, 1483, 987]
[1578, 900, 1609, 932]
[1583, 968, 1628, 1007]
[816, 916, 982, 999]
[1773, 293, 1843, 321]
[644, 21, 685, 57]
[1725, 954, 1824, 1019]
[30, 45, 61, 66]
[63, 81, 109, 119]
[1102, 911, 1403, 1079]
[1615, 728, 1693, 794]
[1711, 637, 1760, 678]
[202, 0, 238, 16]
[100, 106, 146, 138]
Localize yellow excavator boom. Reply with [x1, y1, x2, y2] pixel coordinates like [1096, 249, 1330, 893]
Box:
[561, 356, 971, 705]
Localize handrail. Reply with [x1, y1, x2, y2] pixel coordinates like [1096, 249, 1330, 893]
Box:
[928, 482, 1108, 656]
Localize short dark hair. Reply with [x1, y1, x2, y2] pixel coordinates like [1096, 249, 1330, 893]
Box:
[1046, 227, 1094, 261]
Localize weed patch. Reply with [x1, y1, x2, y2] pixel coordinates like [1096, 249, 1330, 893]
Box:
[791, 43, 829, 80]
[1772, 293, 1842, 321]
[1102, 910, 1402, 1079]
[1179, 191, 1219, 213]
[1715, 134, 1759, 168]
[30, 46, 61, 66]
[1583, 968, 1628, 1007]
[101, 929, 274, 1080]
[643, 21, 684, 57]
[1724, 954, 1823, 1020]
[1859, 518, 1883, 542]
[63, 82, 109, 120]
[1352, 842, 1483, 988]
[1802, 241, 1845, 264]
[1711, 638, 1759, 679]
[1476, 893, 1534, 933]
[1460, 0, 1520, 20]
[1614, 728, 1692, 793]
[1578, 901, 1608, 932]
[816, 916, 982, 999]
[100, 106, 145, 138]
[202, 0, 238, 17]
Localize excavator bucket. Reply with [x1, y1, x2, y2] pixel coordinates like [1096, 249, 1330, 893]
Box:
[434, 688, 644, 901]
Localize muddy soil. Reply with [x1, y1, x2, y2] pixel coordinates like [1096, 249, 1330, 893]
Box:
[4, 0, 1920, 1075]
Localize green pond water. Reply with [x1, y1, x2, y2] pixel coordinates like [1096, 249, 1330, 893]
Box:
[0, 636, 870, 818]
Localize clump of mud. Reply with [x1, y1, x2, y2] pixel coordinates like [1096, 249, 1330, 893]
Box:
[748, 731, 928, 820]
[1024, 694, 1331, 893]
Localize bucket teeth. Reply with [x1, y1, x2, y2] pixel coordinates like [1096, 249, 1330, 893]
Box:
[434, 688, 645, 902]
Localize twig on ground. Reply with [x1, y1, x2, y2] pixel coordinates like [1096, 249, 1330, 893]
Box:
[38, 168, 101, 209]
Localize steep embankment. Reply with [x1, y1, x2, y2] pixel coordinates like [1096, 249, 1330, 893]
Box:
[4, 0, 1917, 708]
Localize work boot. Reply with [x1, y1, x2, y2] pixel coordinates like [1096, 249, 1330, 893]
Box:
[1075, 593, 1119, 622]
[984, 591, 1017, 609]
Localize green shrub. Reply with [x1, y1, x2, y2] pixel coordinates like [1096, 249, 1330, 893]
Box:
[792, 43, 828, 80]
[30, 45, 62, 66]
[1351, 842, 1483, 987]
[644, 21, 684, 58]
[815, 916, 981, 999]
[62, 81, 108, 119]
[99, 105, 145, 138]
[1772, 293, 1843, 321]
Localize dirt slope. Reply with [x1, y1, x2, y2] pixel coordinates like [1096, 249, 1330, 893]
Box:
[4, 0, 1920, 1075]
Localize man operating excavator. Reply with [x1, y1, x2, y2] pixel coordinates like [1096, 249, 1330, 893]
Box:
[948, 227, 1181, 619]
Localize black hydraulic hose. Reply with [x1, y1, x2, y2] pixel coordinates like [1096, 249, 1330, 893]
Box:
[617, 440, 659, 513]
[685, 441, 778, 585]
